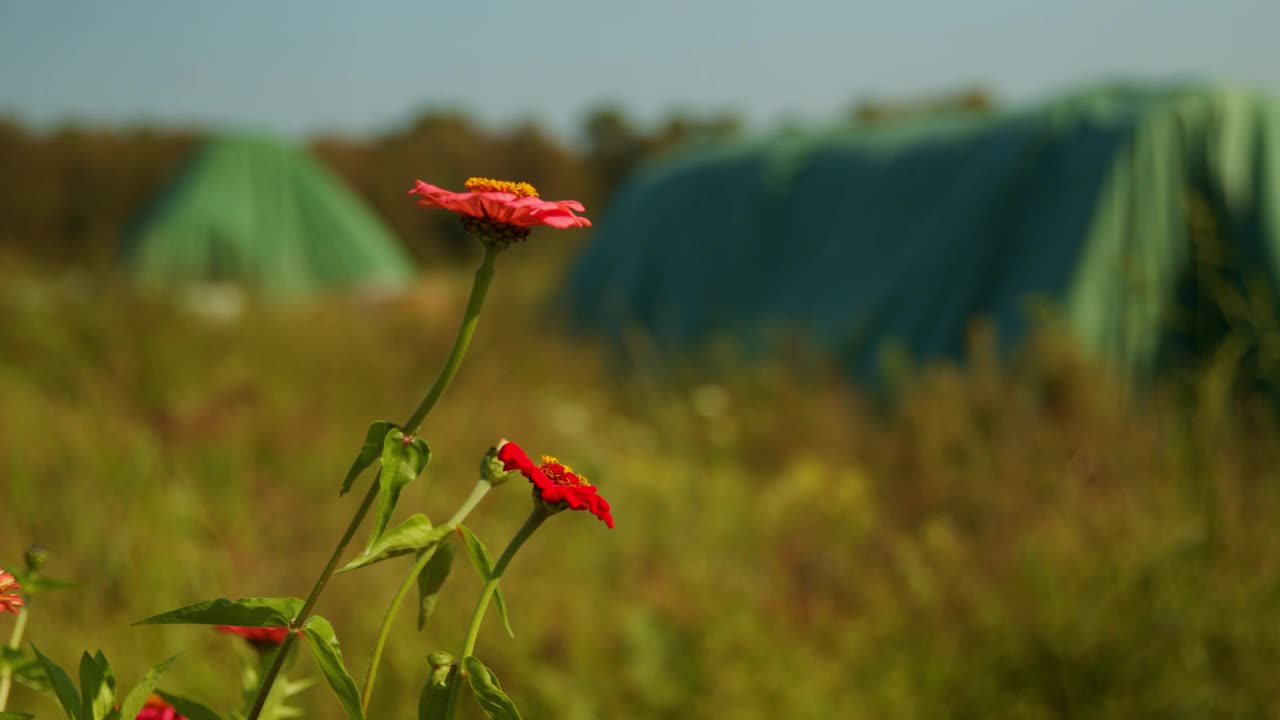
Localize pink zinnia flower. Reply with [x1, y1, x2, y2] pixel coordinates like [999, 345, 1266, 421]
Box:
[497, 441, 614, 528]
[136, 695, 187, 720]
[0, 570, 22, 615]
[216, 625, 291, 646]
[407, 177, 590, 245]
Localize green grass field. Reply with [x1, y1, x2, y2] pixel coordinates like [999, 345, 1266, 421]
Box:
[5, 255, 1280, 719]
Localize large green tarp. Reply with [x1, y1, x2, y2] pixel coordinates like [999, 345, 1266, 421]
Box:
[568, 83, 1280, 382]
[123, 133, 414, 299]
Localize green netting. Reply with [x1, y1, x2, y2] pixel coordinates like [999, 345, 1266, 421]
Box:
[122, 133, 414, 299]
[568, 83, 1280, 382]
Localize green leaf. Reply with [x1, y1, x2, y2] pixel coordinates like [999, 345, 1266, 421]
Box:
[134, 597, 303, 627]
[8, 569, 78, 595]
[92, 651, 116, 695]
[363, 430, 432, 551]
[32, 577, 79, 592]
[417, 652, 455, 720]
[266, 676, 316, 720]
[417, 542, 454, 631]
[76, 657, 99, 720]
[117, 656, 177, 720]
[230, 639, 264, 697]
[154, 691, 225, 720]
[462, 656, 522, 720]
[299, 616, 364, 720]
[10, 651, 53, 699]
[337, 515, 451, 574]
[493, 588, 514, 639]
[0, 647, 32, 673]
[79, 651, 115, 720]
[1, 652, 51, 707]
[0, 712, 36, 719]
[456, 526, 514, 638]
[232, 639, 310, 720]
[341, 420, 396, 496]
[456, 526, 493, 579]
[30, 644, 81, 720]
[95, 652, 118, 720]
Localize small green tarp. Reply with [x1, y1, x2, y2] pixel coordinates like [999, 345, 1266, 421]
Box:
[568, 83, 1280, 382]
[123, 133, 414, 299]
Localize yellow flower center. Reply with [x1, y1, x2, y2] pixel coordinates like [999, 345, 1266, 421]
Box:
[541, 455, 591, 487]
[465, 177, 540, 198]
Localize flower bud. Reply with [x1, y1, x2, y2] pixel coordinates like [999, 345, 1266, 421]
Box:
[24, 544, 48, 573]
[419, 651, 457, 718]
[480, 444, 515, 487]
[426, 651, 456, 686]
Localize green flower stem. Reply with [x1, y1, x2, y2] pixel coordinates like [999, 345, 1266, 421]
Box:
[403, 243, 502, 435]
[460, 509, 548, 658]
[246, 245, 504, 720]
[0, 605, 30, 710]
[442, 508, 549, 720]
[359, 480, 493, 713]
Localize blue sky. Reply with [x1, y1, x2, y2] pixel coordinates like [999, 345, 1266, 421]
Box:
[1, 0, 1275, 143]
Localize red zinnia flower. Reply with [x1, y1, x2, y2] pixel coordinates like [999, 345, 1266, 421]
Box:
[136, 695, 187, 720]
[0, 570, 22, 615]
[497, 441, 614, 528]
[408, 177, 590, 245]
[216, 625, 291, 646]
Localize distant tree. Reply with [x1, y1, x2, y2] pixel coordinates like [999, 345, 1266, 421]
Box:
[581, 106, 649, 201]
[850, 86, 996, 126]
[0, 120, 196, 266]
[651, 111, 742, 155]
[581, 106, 743, 210]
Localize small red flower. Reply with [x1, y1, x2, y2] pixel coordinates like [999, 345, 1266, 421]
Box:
[216, 625, 291, 646]
[497, 441, 614, 528]
[408, 177, 590, 244]
[136, 695, 187, 720]
[0, 570, 22, 615]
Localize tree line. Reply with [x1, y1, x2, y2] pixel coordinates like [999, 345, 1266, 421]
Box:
[0, 90, 991, 268]
[0, 109, 743, 268]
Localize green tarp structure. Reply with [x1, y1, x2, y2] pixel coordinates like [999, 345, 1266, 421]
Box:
[568, 83, 1280, 383]
[122, 133, 414, 299]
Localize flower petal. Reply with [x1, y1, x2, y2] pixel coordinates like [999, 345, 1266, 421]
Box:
[409, 179, 592, 231]
[538, 213, 592, 229]
[497, 441, 535, 473]
[498, 441, 554, 490]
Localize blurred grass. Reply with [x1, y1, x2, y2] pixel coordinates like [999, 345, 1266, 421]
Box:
[5, 255, 1280, 720]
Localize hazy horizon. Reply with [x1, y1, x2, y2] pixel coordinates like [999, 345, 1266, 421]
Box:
[2, 1, 1275, 143]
